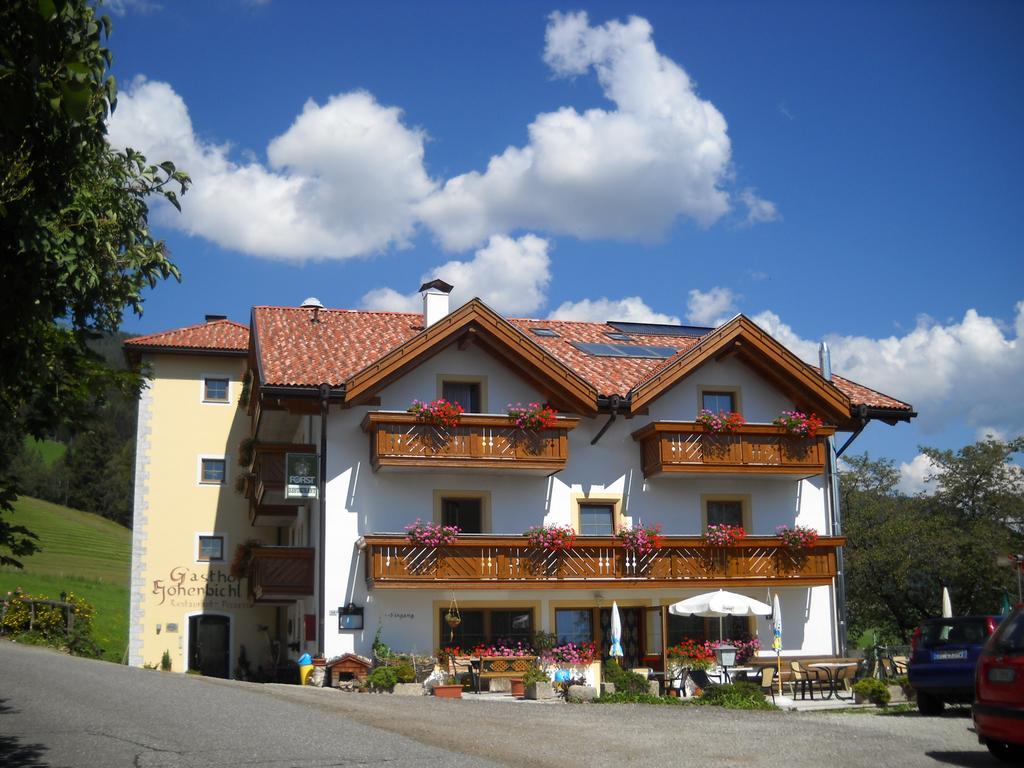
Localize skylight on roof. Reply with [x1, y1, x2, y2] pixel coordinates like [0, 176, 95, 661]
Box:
[607, 321, 712, 338]
[570, 342, 678, 359]
[531, 328, 560, 337]
[605, 332, 632, 341]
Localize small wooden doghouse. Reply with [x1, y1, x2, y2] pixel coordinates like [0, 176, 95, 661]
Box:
[326, 653, 372, 686]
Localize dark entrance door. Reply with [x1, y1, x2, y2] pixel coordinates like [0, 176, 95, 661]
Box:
[599, 607, 642, 670]
[188, 614, 230, 678]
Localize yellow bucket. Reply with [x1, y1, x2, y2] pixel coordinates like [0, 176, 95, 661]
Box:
[299, 663, 315, 685]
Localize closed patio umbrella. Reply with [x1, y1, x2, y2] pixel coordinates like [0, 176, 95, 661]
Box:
[772, 593, 783, 696]
[942, 586, 953, 618]
[609, 601, 624, 658]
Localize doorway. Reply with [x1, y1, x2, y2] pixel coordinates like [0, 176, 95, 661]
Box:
[599, 607, 643, 670]
[188, 614, 231, 678]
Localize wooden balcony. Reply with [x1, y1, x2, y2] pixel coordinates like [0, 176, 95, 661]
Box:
[362, 535, 843, 590]
[245, 442, 316, 525]
[631, 422, 836, 478]
[246, 546, 315, 603]
[360, 412, 578, 473]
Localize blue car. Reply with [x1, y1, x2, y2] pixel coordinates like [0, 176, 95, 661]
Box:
[908, 615, 1003, 715]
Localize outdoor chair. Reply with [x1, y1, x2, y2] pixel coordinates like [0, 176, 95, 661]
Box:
[689, 668, 718, 691]
[834, 663, 857, 700]
[891, 655, 908, 675]
[787, 661, 819, 700]
[755, 666, 776, 704]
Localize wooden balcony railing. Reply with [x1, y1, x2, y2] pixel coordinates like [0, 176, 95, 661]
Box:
[361, 412, 578, 473]
[631, 422, 836, 478]
[246, 546, 315, 603]
[245, 442, 316, 518]
[362, 535, 843, 590]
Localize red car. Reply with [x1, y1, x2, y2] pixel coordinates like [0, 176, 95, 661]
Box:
[974, 603, 1024, 762]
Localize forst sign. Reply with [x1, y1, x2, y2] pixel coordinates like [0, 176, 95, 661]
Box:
[285, 452, 317, 499]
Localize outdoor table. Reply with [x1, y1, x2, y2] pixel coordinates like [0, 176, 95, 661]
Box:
[807, 662, 858, 699]
[725, 665, 755, 682]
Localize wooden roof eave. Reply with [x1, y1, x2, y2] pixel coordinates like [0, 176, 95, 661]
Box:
[342, 299, 600, 416]
[627, 315, 851, 422]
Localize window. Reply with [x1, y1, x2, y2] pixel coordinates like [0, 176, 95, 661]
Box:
[203, 376, 229, 403]
[441, 380, 482, 412]
[441, 496, 483, 533]
[701, 390, 736, 414]
[441, 608, 533, 649]
[197, 535, 224, 562]
[530, 328, 560, 337]
[200, 458, 226, 484]
[578, 503, 615, 536]
[705, 499, 744, 527]
[555, 608, 594, 645]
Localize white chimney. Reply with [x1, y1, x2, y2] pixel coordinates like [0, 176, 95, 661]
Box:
[419, 279, 454, 328]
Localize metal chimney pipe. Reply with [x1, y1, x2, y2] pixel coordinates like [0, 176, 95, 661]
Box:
[819, 341, 847, 657]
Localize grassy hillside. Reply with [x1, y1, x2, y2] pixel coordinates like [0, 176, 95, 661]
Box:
[25, 437, 66, 467]
[0, 496, 130, 662]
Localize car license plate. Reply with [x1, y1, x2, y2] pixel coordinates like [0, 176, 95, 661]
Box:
[934, 650, 968, 660]
[988, 667, 1017, 683]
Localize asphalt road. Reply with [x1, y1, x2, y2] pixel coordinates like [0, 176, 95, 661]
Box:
[0, 640, 998, 768]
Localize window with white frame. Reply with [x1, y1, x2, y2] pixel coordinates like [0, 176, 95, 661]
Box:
[197, 535, 225, 562]
[202, 376, 230, 403]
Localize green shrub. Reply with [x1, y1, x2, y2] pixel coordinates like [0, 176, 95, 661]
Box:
[695, 682, 775, 710]
[521, 666, 550, 686]
[852, 678, 891, 705]
[393, 662, 416, 683]
[160, 649, 172, 671]
[367, 666, 398, 691]
[603, 659, 650, 696]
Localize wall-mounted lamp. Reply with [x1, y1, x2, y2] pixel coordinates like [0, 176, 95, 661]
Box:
[156, 624, 162, 635]
[338, 603, 364, 630]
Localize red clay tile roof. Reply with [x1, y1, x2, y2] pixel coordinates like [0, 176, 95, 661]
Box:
[124, 319, 249, 354]
[141, 307, 913, 414]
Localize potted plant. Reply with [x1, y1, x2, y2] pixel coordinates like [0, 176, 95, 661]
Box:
[506, 402, 558, 431]
[524, 524, 576, 551]
[775, 524, 819, 550]
[704, 524, 746, 546]
[852, 677, 891, 707]
[521, 665, 554, 700]
[696, 409, 746, 433]
[509, 677, 526, 697]
[404, 519, 460, 547]
[229, 538, 262, 579]
[772, 410, 824, 438]
[616, 523, 663, 555]
[432, 675, 463, 698]
[408, 398, 464, 428]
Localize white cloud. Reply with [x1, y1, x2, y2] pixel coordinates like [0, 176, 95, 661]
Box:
[751, 301, 1024, 437]
[549, 297, 680, 324]
[417, 11, 734, 250]
[107, 78, 435, 261]
[739, 188, 779, 226]
[686, 287, 738, 325]
[103, 0, 161, 15]
[361, 234, 551, 316]
[975, 426, 1010, 442]
[897, 453, 943, 496]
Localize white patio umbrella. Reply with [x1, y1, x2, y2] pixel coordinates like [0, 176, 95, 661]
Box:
[669, 589, 772, 638]
[942, 586, 953, 618]
[609, 601, 624, 658]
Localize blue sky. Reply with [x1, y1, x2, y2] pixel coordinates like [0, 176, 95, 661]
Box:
[105, 1, 1024, 487]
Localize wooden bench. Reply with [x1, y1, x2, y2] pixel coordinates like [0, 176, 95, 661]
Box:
[474, 655, 538, 693]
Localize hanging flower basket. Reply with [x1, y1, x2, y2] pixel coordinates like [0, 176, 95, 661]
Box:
[229, 539, 262, 578]
[772, 410, 824, 438]
[704, 524, 746, 546]
[616, 523, 663, 555]
[524, 524, 576, 551]
[408, 398, 464, 428]
[776, 524, 819, 550]
[444, 612, 462, 629]
[506, 402, 558, 431]
[696, 409, 746, 433]
[404, 519, 460, 547]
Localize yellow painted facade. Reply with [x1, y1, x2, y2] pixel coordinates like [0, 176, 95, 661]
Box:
[131, 352, 277, 675]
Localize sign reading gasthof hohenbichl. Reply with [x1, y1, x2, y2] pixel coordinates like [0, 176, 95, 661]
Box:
[285, 452, 317, 499]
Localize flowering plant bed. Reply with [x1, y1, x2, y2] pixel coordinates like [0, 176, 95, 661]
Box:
[404, 519, 460, 547]
[696, 409, 746, 433]
[704, 524, 746, 546]
[524, 524, 576, 551]
[772, 410, 824, 438]
[471, 640, 536, 658]
[775, 524, 819, 549]
[546, 641, 598, 666]
[666, 638, 716, 670]
[506, 401, 558, 431]
[615, 523, 663, 555]
[407, 398, 464, 428]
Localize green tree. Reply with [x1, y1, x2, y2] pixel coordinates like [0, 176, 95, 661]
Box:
[0, 0, 188, 566]
[843, 440, 1024, 641]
